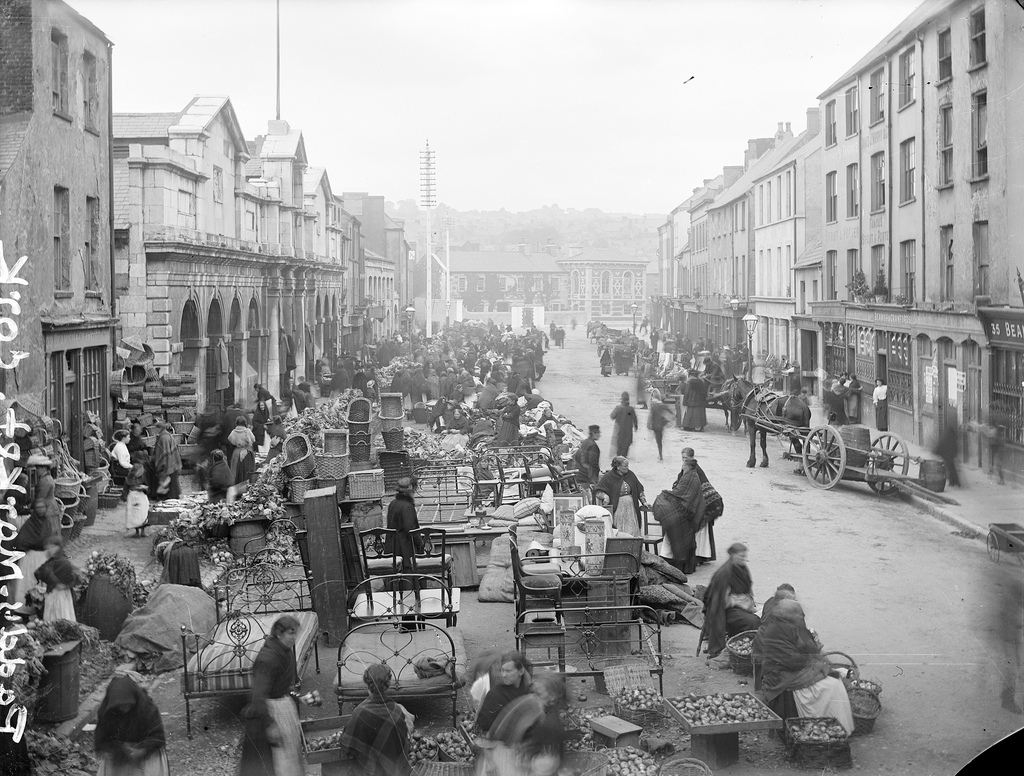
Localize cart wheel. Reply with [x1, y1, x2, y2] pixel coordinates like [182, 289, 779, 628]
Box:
[802, 426, 846, 490]
[987, 531, 1000, 563]
[868, 432, 911, 496]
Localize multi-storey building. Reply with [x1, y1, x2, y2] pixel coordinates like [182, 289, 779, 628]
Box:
[446, 247, 565, 318]
[0, 0, 115, 463]
[563, 248, 651, 326]
[811, 0, 1024, 474]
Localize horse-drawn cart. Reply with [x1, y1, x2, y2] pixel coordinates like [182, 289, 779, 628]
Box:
[799, 425, 912, 494]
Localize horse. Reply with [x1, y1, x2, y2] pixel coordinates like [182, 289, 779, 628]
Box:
[738, 387, 812, 469]
[710, 377, 753, 433]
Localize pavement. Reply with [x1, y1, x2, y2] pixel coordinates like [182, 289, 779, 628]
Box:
[49, 326, 1023, 776]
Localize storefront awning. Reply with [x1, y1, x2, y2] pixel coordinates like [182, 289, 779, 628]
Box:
[978, 306, 1024, 349]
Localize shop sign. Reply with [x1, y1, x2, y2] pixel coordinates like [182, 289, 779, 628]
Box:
[982, 311, 1024, 347]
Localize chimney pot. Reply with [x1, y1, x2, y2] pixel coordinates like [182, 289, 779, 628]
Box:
[786, 122, 792, 133]
[777, 122, 784, 133]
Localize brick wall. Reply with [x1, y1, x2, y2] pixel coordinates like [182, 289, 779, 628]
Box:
[0, 0, 33, 115]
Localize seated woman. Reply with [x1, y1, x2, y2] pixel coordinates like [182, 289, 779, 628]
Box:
[341, 665, 413, 776]
[752, 599, 855, 734]
[702, 543, 762, 660]
[593, 456, 645, 537]
[476, 652, 533, 735]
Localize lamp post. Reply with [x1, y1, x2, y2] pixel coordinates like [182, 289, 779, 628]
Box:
[743, 312, 758, 381]
[729, 297, 740, 348]
[631, 302, 639, 335]
[405, 305, 416, 350]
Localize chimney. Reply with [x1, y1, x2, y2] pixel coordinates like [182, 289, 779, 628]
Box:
[805, 106, 821, 136]
[786, 122, 792, 133]
[723, 165, 744, 188]
[268, 119, 290, 135]
[777, 122, 784, 134]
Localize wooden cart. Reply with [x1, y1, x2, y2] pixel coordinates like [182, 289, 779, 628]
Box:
[799, 425, 913, 494]
[986, 523, 1024, 565]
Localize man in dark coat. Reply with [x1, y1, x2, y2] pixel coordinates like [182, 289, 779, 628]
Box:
[682, 372, 708, 431]
[386, 477, 422, 571]
[352, 365, 369, 397]
[575, 425, 602, 486]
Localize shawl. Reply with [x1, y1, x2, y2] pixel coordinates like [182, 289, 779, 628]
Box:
[228, 426, 255, 451]
[752, 601, 830, 702]
[703, 557, 754, 655]
[35, 551, 80, 590]
[342, 696, 413, 776]
[594, 469, 643, 518]
[95, 676, 166, 761]
[653, 468, 706, 574]
[477, 682, 532, 734]
[154, 431, 182, 477]
[244, 636, 297, 721]
[207, 460, 234, 501]
[14, 514, 54, 553]
[673, 463, 708, 488]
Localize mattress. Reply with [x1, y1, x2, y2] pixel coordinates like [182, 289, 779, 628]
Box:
[183, 610, 318, 694]
[336, 624, 466, 698]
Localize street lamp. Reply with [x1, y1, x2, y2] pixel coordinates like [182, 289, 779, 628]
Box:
[630, 302, 639, 335]
[729, 297, 740, 312]
[743, 312, 758, 381]
[405, 305, 416, 349]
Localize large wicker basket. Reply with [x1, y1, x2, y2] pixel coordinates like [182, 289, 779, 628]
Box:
[349, 432, 372, 464]
[289, 477, 318, 503]
[323, 429, 348, 455]
[346, 397, 372, 423]
[413, 762, 474, 776]
[55, 477, 83, 500]
[316, 454, 350, 480]
[379, 393, 404, 419]
[823, 651, 859, 684]
[847, 687, 881, 735]
[603, 663, 664, 727]
[172, 421, 193, 435]
[382, 428, 405, 451]
[347, 469, 385, 500]
[726, 630, 757, 676]
[659, 756, 713, 776]
[784, 717, 852, 770]
[381, 415, 403, 432]
[282, 433, 316, 479]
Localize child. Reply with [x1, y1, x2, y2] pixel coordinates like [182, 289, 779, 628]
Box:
[126, 461, 150, 537]
[35, 536, 81, 622]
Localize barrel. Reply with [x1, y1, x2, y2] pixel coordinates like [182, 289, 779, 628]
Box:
[839, 425, 872, 467]
[81, 574, 133, 641]
[35, 640, 81, 722]
[229, 519, 268, 554]
[919, 459, 947, 492]
[81, 481, 99, 526]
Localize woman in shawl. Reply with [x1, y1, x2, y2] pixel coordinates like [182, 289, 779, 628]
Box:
[702, 543, 762, 660]
[206, 449, 235, 503]
[35, 536, 80, 621]
[477, 652, 533, 734]
[94, 675, 169, 776]
[495, 395, 524, 445]
[153, 421, 182, 501]
[599, 346, 612, 377]
[609, 392, 639, 458]
[159, 538, 202, 588]
[228, 416, 257, 485]
[679, 447, 721, 564]
[11, 498, 56, 607]
[656, 456, 706, 574]
[239, 615, 304, 776]
[265, 416, 286, 463]
[30, 453, 62, 538]
[341, 665, 413, 776]
[682, 371, 708, 431]
[752, 599, 855, 733]
[252, 388, 274, 450]
[593, 456, 645, 537]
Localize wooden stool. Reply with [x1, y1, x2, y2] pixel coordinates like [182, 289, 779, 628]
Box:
[589, 715, 642, 749]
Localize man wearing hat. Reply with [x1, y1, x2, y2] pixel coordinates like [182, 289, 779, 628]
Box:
[574, 425, 602, 487]
[386, 477, 423, 572]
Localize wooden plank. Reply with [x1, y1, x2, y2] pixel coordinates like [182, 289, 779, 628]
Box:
[446, 536, 479, 587]
[303, 487, 347, 644]
[895, 479, 961, 505]
[663, 695, 783, 735]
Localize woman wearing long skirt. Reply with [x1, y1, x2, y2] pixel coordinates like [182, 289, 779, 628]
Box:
[702, 543, 762, 660]
[656, 456, 706, 574]
[593, 456, 645, 538]
[873, 378, 889, 431]
[35, 537, 80, 621]
[679, 447, 721, 564]
[11, 499, 56, 608]
[239, 615, 305, 776]
[609, 392, 639, 458]
[495, 396, 524, 445]
[94, 675, 170, 776]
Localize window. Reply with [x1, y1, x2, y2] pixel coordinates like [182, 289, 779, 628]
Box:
[973, 221, 989, 296]
[939, 104, 953, 186]
[825, 100, 837, 146]
[992, 349, 1024, 446]
[245, 201, 256, 232]
[825, 172, 838, 223]
[869, 68, 885, 124]
[785, 170, 792, 218]
[899, 138, 915, 203]
[476, 277, 485, 293]
[766, 181, 772, 224]
[758, 185, 764, 225]
[871, 244, 885, 286]
[826, 250, 838, 300]
[82, 346, 106, 422]
[972, 91, 988, 178]
[178, 181, 196, 228]
[886, 332, 913, 408]
[871, 152, 886, 211]
[50, 30, 68, 115]
[85, 196, 99, 290]
[53, 186, 69, 290]
[847, 163, 859, 217]
[938, 28, 952, 82]
[845, 86, 859, 136]
[940, 225, 954, 301]
[899, 47, 915, 107]
[82, 51, 97, 130]
[213, 166, 224, 203]
[900, 240, 916, 304]
[601, 272, 610, 295]
[969, 8, 986, 67]
[776, 176, 782, 221]
[458, 276, 469, 293]
[847, 249, 859, 299]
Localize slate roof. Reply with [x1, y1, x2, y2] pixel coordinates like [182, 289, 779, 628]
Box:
[795, 234, 823, 268]
[558, 248, 650, 265]
[447, 251, 563, 274]
[0, 116, 31, 181]
[113, 112, 181, 140]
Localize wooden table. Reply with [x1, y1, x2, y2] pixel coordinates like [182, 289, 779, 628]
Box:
[436, 525, 504, 588]
[664, 694, 783, 769]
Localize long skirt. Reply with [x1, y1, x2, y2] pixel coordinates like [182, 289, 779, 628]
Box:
[794, 676, 856, 735]
[13, 548, 47, 607]
[43, 586, 76, 622]
[695, 523, 715, 562]
[682, 405, 707, 429]
[98, 747, 171, 776]
[126, 491, 149, 530]
[613, 498, 640, 538]
[875, 399, 889, 431]
[266, 695, 304, 776]
[495, 419, 519, 445]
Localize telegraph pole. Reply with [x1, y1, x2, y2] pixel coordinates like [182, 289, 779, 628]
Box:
[444, 215, 453, 327]
[275, 0, 281, 120]
[420, 141, 435, 337]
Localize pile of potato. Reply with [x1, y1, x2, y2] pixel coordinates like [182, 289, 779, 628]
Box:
[408, 731, 438, 764]
[670, 693, 773, 726]
[614, 686, 662, 713]
[305, 731, 344, 752]
[436, 729, 474, 763]
[728, 635, 753, 657]
[604, 746, 657, 776]
[787, 718, 848, 744]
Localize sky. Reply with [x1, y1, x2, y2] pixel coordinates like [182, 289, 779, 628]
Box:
[73, 0, 923, 215]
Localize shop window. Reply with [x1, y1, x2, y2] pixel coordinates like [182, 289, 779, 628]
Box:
[886, 332, 913, 408]
[992, 349, 1024, 446]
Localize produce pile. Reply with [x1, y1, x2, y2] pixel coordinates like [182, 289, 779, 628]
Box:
[408, 730, 439, 764]
[669, 693, 774, 726]
[402, 427, 473, 463]
[83, 551, 150, 608]
[305, 731, 344, 752]
[615, 686, 663, 715]
[786, 718, 848, 743]
[561, 706, 611, 751]
[377, 357, 417, 391]
[604, 746, 657, 776]
[436, 729, 474, 763]
[728, 635, 753, 657]
[27, 731, 98, 776]
[284, 391, 358, 451]
[847, 678, 881, 694]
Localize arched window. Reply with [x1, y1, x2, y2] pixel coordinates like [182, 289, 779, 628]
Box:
[570, 270, 580, 296]
[623, 271, 633, 296]
[601, 271, 611, 295]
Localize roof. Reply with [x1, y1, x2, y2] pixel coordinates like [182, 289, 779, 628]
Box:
[245, 139, 264, 178]
[558, 248, 650, 265]
[818, 0, 956, 97]
[795, 234, 823, 268]
[303, 166, 332, 200]
[712, 130, 816, 210]
[170, 97, 249, 158]
[448, 250, 563, 274]
[113, 112, 181, 140]
[113, 161, 130, 229]
[0, 116, 31, 181]
[260, 126, 307, 164]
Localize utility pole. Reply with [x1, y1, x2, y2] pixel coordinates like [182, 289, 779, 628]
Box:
[420, 141, 435, 337]
[275, 0, 281, 120]
[444, 215, 453, 327]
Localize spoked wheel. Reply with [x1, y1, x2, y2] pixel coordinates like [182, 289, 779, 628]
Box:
[987, 531, 1000, 563]
[802, 426, 847, 490]
[868, 432, 911, 495]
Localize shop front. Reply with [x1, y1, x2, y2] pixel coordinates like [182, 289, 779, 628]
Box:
[979, 307, 1024, 479]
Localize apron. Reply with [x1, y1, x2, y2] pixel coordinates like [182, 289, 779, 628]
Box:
[43, 587, 77, 622]
[98, 748, 171, 776]
[126, 491, 150, 530]
[266, 696, 304, 776]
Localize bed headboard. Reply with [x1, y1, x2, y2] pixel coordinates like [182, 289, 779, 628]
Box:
[218, 562, 314, 620]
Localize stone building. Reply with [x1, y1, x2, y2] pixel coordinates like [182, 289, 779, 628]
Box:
[0, 0, 115, 462]
[563, 248, 651, 327]
[446, 247, 565, 317]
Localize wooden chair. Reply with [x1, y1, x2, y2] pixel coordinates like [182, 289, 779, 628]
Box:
[639, 505, 664, 554]
[407, 527, 454, 588]
[509, 537, 566, 670]
[358, 527, 400, 578]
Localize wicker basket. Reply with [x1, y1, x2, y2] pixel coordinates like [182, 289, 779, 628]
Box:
[659, 756, 713, 776]
[847, 687, 881, 735]
[323, 429, 348, 455]
[380, 393, 404, 419]
[382, 428, 405, 451]
[823, 651, 859, 684]
[347, 419, 371, 436]
[55, 477, 82, 500]
[59, 513, 75, 544]
[413, 762, 474, 776]
[602, 662, 658, 697]
[846, 677, 882, 696]
[783, 718, 852, 770]
[347, 469, 385, 500]
[172, 421, 193, 435]
[57, 493, 81, 519]
[378, 451, 413, 492]
[179, 443, 201, 461]
[316, 453, 350, 479]
[283, 453, 316, 480]
[347, 397, 372, 423]
[381, 415, 403, 432]
[69, 515, 86, 542]
[187, 426, 200, 443]
[289, 477, 318, 503]
[564, 751, 608, 776]
[349, 435, 372, 464]
[98, 491, 122, 510]
[726, 630, 757, 676]
[284, 433, 312, 460]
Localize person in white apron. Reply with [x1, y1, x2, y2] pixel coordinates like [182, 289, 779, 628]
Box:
[125, 462, 150, 538]
[34, 536, 80, 622]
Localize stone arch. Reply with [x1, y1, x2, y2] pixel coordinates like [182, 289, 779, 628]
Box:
[180, 297, 202, 374]
[207, 297, 224, 338]
[206, 296, 226, 408]
[247, 296, 261, 387]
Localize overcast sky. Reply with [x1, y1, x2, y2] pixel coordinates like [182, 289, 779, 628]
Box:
[75, 0, 921, 215]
